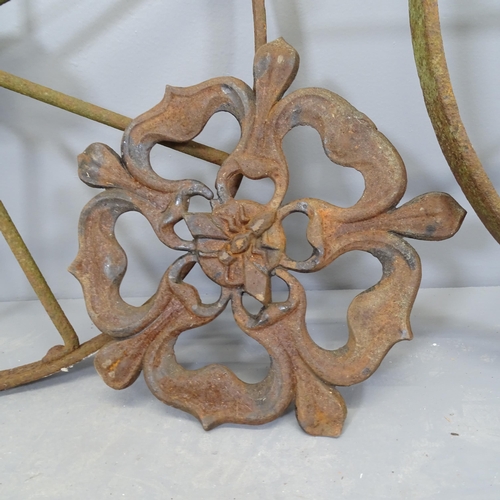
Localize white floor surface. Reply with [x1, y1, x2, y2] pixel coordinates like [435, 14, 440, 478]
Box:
[1, 287, 499, 499]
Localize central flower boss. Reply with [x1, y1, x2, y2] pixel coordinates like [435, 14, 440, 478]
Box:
[71, 39, 465, 436]
[186, 199, 283, 305]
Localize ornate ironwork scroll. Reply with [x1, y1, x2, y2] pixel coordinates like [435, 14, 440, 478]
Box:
[71, 38, 465, 436]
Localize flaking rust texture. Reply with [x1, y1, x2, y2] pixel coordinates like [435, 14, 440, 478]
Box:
[71, 38, 465, 437]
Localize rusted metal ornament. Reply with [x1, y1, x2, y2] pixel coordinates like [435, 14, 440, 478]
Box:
[71, 38, 465, 437]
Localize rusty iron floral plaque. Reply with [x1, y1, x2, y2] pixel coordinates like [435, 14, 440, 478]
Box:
[70, 38, 465, 437]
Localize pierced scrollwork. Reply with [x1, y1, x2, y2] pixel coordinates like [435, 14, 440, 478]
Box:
[71, 38, 465, 436]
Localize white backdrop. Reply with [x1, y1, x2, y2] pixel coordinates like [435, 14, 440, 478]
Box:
[1, 0, 499, 301]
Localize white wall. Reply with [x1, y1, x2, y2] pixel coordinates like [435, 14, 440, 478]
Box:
[1, 0, 499, 301]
